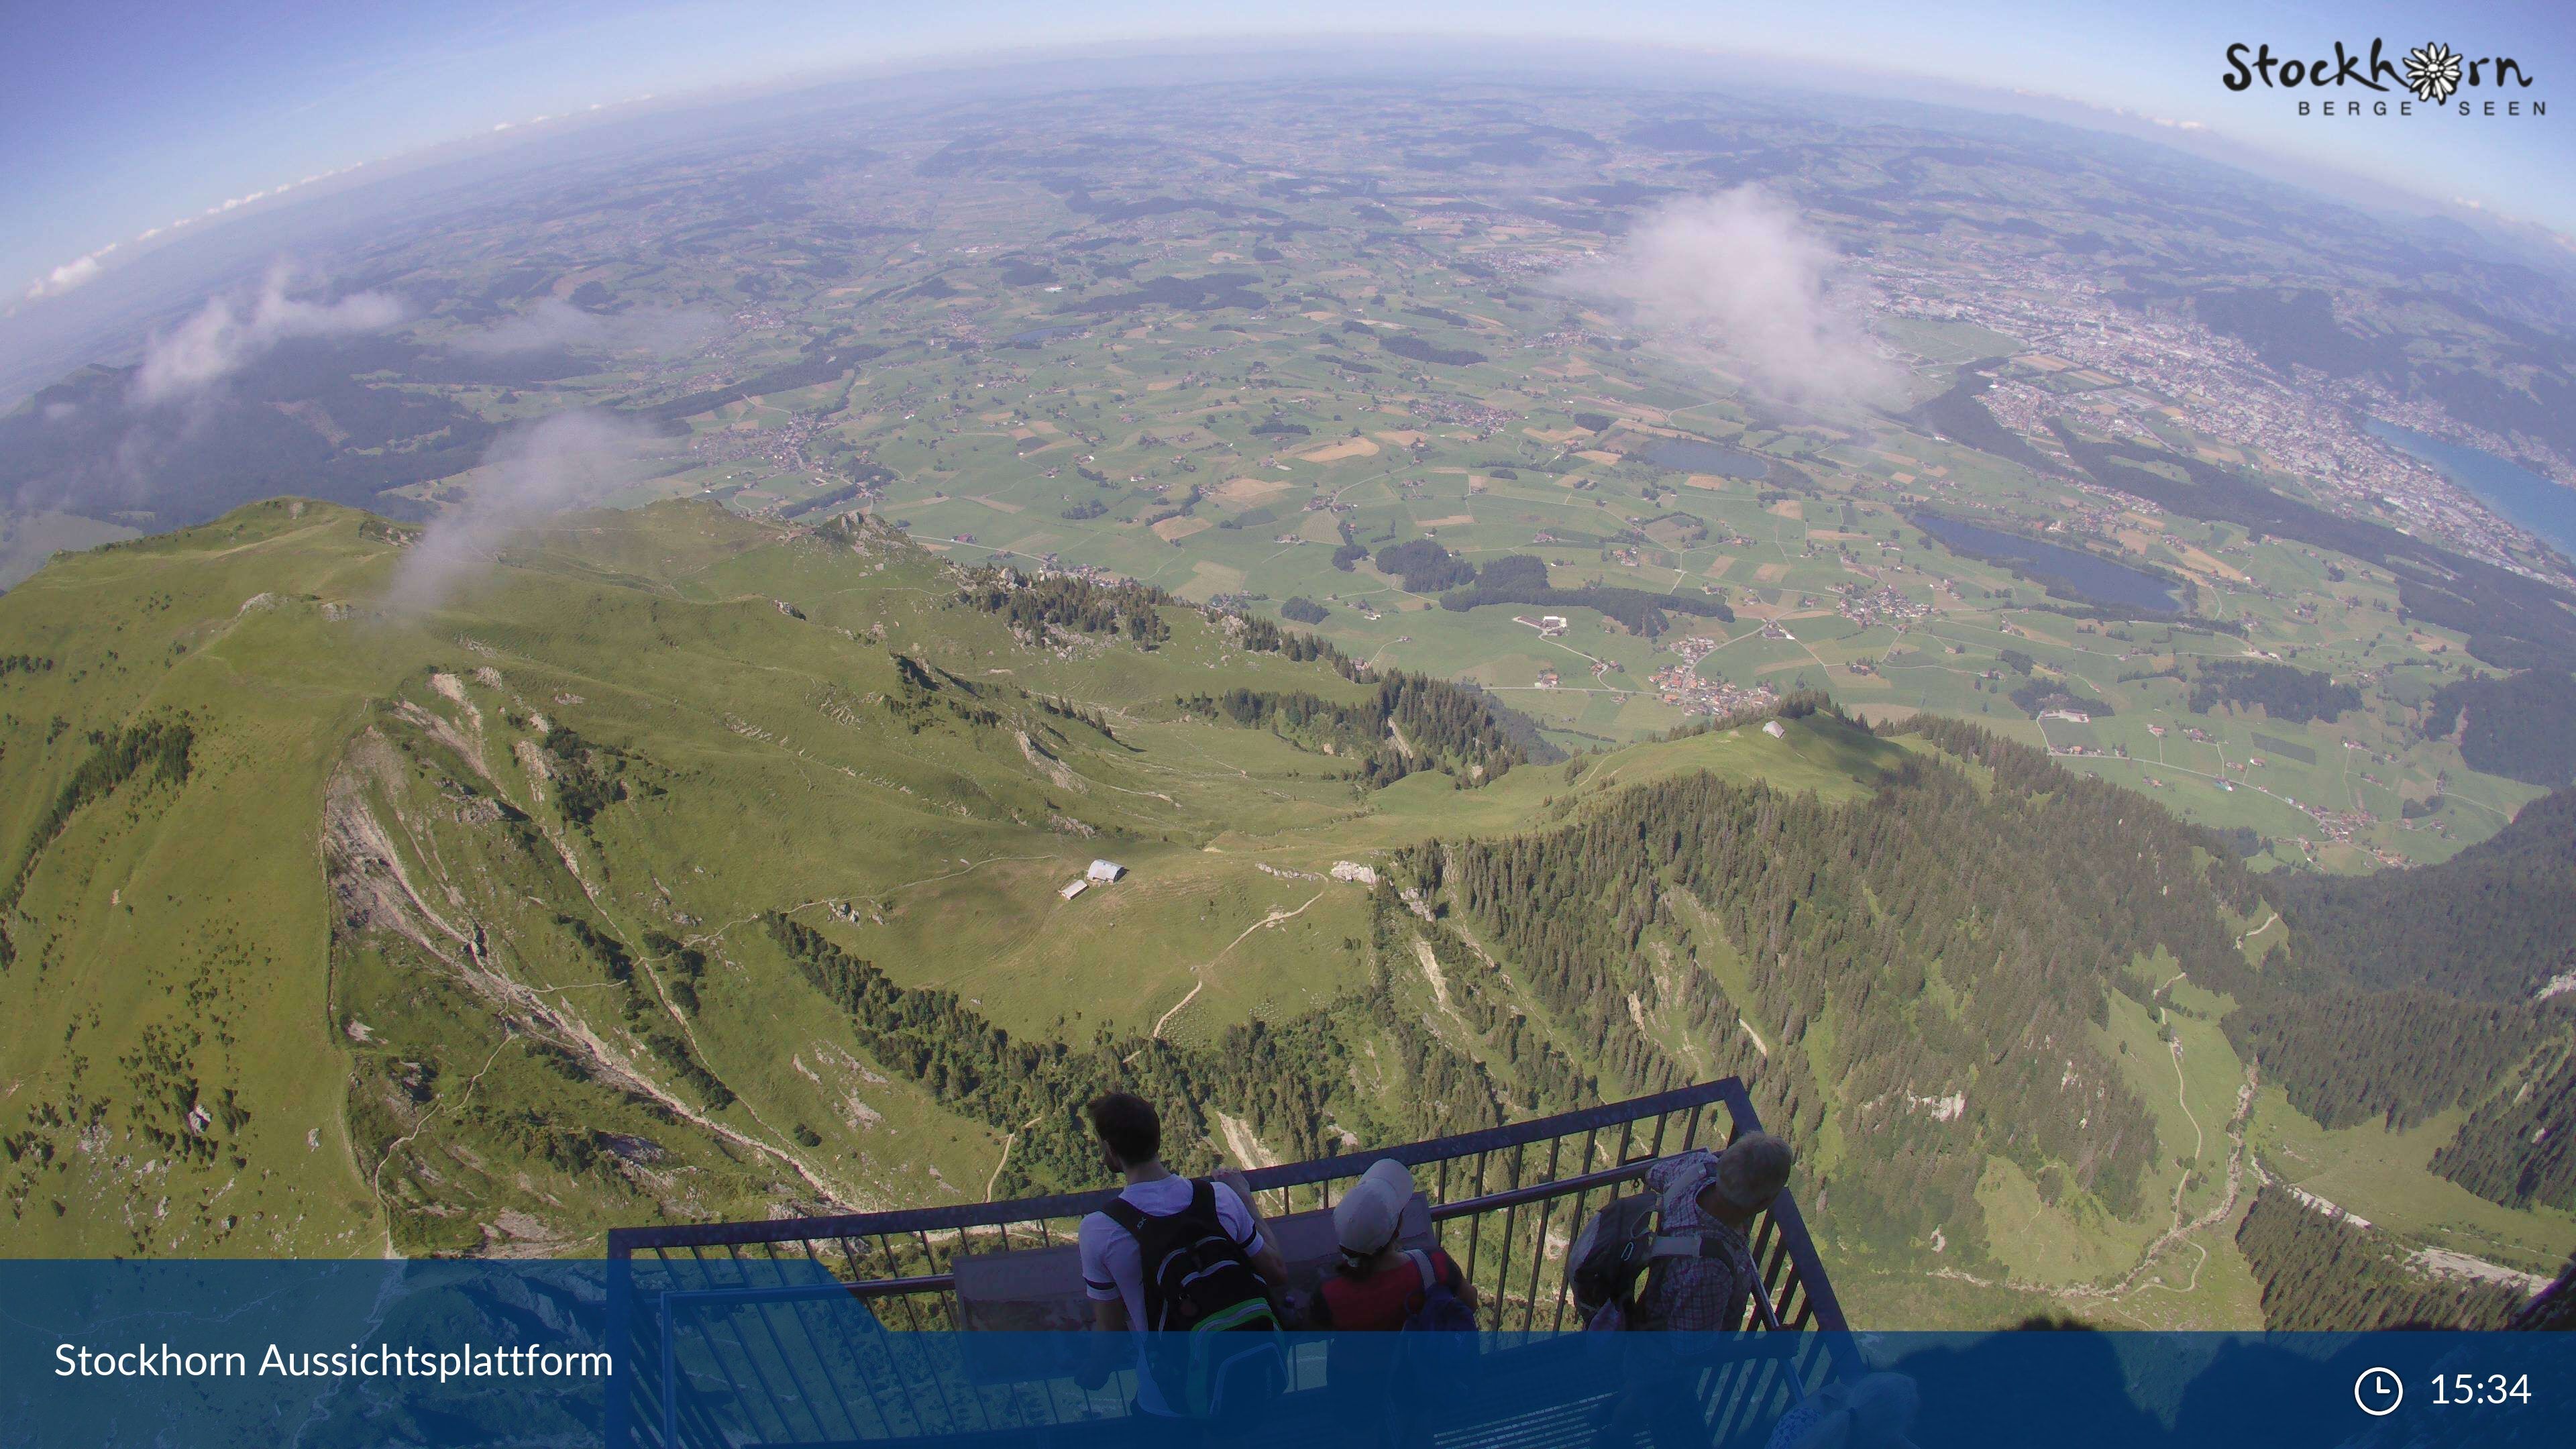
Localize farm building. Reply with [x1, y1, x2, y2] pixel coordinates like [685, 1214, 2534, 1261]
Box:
[1058, 879, 1089, 901]
[1086, 859, 1126, 883]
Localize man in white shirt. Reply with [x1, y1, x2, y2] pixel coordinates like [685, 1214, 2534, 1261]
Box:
[1073, 1092, 1288, 1411]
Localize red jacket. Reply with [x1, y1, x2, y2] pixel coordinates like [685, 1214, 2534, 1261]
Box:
[1311, 1247, 1464, 1330]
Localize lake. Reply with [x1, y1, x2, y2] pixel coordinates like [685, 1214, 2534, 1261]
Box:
[1642, 439, 1770, 479]
[1913, 513, 2182, 612]
[2364, 419, 2576, 564]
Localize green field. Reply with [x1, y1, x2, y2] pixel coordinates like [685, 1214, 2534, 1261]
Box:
[2247, 1091, 2576, 1277]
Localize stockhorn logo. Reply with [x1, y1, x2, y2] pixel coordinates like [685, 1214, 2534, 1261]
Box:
[2404, 42, 2463, 103]
[2221, 39, 2543, 117]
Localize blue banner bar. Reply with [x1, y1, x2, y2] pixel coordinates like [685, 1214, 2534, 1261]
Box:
[0, 1260, 2563, 1447]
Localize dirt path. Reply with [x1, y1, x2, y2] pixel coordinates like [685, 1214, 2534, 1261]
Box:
[2076, 1071, 2257, 1303]
[353, 737, 869, 1213]
[1149, 891, 1326, 1040]
[1937, 1065, 2259, 1311]
[2171, 1038, 2205, 1163]
[1539, 635, 1629, 691]
[1150, 981, 1205, 1038]
[1222, 890, 1326, 953]
[370, 1036, 515, 1250]
[2233, 913, 2279, 950]
[985, 1114, 1044, 1201]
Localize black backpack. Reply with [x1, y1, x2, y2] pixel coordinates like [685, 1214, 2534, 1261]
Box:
[1567, 1193, 1662, 1326]
[1102, 1181, 1283, 1413]
[1100, 1179, 1281, 1334]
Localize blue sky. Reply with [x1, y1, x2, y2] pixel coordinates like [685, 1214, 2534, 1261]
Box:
[4, 0, 2572, 305]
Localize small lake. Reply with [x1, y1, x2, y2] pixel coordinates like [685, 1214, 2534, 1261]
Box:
[1913, 513, 2182, 612]
[1641, 438, 1770, 480]
[2365, 418, 2576, 563]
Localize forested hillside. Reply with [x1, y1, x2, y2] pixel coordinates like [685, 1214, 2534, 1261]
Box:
[1397, 708, 2279, 1265]
[2431, 1044, 2576, 1213]
[2266, 786, 2576, 1002]
[2422, 670, 2576, 787]
[2216, 789, 2576, 1162]
[1178, 671, 1532, 787]
[2235, 1187, 2527, 1330]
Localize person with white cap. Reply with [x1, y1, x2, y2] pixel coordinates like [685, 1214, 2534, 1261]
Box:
[1307, 1157, 1479, 1330]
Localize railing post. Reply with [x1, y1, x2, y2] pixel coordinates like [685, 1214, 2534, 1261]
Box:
[1715, 1079, 1856, 1378]
[1521, 1135, 1562, 1332]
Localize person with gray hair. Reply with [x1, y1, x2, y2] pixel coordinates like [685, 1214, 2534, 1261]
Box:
[1631, 1130, 1796, 1332]
[1587, 1132, 1803, 1447]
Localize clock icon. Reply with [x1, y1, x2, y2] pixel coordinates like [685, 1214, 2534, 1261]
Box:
[2355, 1366, 2404, 1417]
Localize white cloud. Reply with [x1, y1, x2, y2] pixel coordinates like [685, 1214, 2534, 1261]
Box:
[388, 410, 666, 611]
[23, 163, 366, 307]
[23, 246, 114, 301]
[133, 269, 407, 403]
[1553, 186, 1894, 406]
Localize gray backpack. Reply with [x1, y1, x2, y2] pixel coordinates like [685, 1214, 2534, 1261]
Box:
[1567, 1193, 1735, 1329]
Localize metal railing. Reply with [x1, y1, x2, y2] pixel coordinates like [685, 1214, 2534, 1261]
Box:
[607, 1078, 1848, 1447]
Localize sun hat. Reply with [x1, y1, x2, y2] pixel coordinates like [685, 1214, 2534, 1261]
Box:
[1332, 1157, 1417, 1256]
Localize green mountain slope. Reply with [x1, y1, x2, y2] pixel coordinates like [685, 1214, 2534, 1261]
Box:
[0, 500, 2564, 1332]
[0, 499, 1861, 1255]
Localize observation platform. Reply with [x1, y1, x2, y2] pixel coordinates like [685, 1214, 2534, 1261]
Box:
[606, 1079, 1848, 1447]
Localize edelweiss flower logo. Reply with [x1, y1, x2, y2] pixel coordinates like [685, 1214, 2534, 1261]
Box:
[2404, 42, 2463, 103]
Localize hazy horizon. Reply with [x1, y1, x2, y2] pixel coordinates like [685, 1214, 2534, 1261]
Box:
[7, 29, 2572, 409]
[6, 7, 2572, 323]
